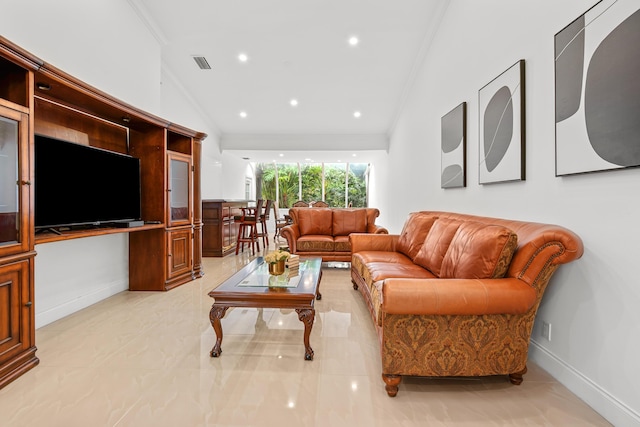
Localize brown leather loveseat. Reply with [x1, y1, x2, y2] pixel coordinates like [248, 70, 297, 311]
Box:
[350, 211, 584, 396]
[281, 207, 388, 262]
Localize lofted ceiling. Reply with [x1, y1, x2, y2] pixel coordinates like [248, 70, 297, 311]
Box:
[130, 0, 449, 162]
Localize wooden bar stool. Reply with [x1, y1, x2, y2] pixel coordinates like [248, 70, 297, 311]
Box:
[256, 199, 273, 249]
[235, 199, 263, 255]
[273, 201, 292, 242]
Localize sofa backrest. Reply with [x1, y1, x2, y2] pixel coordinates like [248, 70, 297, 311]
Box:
[296, 208, 333, 235]
[409, 211, 584, 287]
[289, 207, 380, 236]
[333, 209, 368, 235]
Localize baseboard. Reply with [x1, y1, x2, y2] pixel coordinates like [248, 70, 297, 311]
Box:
[529, 340, 640, 427]
[35, 279, 128, 329]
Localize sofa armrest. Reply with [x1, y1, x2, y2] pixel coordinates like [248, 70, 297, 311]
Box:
[381, 277, 536, 316]
[507, 227, 584, 287]
[367, 224, 389, 234]
[281, 224, 300, 253]
[350, 233, 399, 253]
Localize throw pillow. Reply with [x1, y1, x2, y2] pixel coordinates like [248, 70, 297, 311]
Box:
[439, 221, 518, 279]
[413, 218, 462, 276]
[396, 212, 438, 260]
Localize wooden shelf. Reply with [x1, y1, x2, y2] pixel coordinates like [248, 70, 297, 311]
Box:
[34, 224, 165, 244]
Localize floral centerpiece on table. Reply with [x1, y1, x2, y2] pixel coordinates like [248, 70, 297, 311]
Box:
[264, 249, 290, 264]
[264, 249, 290, 276]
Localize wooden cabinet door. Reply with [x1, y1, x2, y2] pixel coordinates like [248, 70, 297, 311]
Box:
[0, 260, 31, 366]
[167, 152, 192, 228]
[0, 106, 30, 258]
[167, 228, 192, 280]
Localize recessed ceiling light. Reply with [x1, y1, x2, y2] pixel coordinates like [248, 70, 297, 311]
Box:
[279, 153, 284, 157]
[290, 99, 299, 107]
[348, 36, 359, 46]
[353, 111, 362, 118]
[239, 111, 247, 118]
[238, 53, 249, 63]
[352, 153, 357, 157]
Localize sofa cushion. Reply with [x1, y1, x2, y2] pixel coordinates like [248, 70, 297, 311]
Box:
[352, 251, 412, 277]
[396, 212, 438, 260]
[298, 208, 333, 236]
[440, 221, 518, 279]
[413, 218, 462, 276]
[363, 261, 435, 287]
[332, 209, 367, 236]
[297, 235, 335, 252]
[333, 235, 351, 252]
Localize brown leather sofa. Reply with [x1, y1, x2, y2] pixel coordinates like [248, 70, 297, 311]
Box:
[281, 207, 388, 262]
[350, 211, 584, 396]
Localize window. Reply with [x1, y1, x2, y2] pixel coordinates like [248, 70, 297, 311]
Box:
[324, 163, 346, 207]
[300, 163, 322, 204]
[347, 163, 368, 207]
[256, 161, 369, 208]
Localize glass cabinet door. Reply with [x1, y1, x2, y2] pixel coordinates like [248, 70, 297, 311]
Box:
[168, 152, 192, 226]
[0, 106, 29, 256]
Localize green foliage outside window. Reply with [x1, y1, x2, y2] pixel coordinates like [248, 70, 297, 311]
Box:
[324, 164, 346, 208]
[300, 164, 322, 203]
[348, 163, 367, 207]
[257, 162, 368, 208]
[277, 164, 300, 207]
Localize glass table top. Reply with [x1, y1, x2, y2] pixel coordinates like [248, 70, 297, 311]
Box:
[236, 258, 319, 288]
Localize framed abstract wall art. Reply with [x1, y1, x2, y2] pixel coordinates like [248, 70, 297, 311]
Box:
[555, 0, 640, 176]
[478, 60, 526, 184]
[441, 102, 467, 188]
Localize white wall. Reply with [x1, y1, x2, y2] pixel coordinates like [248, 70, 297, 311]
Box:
[384, 1, 639, 425]
[0, 0, 161, 115]
[220, 153, 253, 199]
[34, 235, 129, 327]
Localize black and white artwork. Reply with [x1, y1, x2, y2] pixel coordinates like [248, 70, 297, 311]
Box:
[441, 102, 466, 188]
[478, 60, 525, 184]
[555, 0, 640, 176]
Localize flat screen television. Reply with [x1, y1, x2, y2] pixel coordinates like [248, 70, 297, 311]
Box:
[34, 135, 142, 229]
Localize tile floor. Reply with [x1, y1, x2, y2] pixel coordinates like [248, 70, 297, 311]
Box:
[0, 251, 611, 426]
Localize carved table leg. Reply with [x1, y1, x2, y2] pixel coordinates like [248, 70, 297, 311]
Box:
[316, 270, 322, 300]
[382, 374, 402, 397]
[209, 305, 229, 357]
[296, 308, 315, 360]
[509, 365, 527, 385]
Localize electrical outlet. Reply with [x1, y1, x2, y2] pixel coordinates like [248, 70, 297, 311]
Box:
[541, 321, 552, 341]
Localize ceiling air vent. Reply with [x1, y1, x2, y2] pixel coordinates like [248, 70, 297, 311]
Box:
[192, 56, 211, 70]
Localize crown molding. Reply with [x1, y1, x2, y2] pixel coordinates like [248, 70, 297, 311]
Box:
[126, 0, 168, 45]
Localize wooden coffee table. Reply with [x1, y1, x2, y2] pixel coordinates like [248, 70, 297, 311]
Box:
[208, 257, 322, 360]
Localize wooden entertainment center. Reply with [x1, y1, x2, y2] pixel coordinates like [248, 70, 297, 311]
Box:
[0, 37, 206, 389]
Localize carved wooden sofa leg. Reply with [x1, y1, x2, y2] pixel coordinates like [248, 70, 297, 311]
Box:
[382, 374, 402, 397]
[509, 365, 528, 385]
[351, 279, 358, 290]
